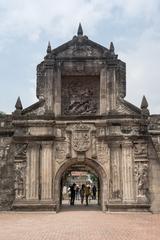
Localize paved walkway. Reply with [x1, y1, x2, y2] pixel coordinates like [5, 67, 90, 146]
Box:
[0, 208, 159, 240]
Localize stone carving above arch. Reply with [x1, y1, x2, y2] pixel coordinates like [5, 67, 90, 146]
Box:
[72, 123, 91, 152]
[61, 76, 99, 116]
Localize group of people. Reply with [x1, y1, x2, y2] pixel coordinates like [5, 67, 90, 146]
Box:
[68, 183, 97, 206]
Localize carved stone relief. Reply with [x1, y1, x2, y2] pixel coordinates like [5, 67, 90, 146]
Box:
[73, 45, 97, 57]
[15, 162, 26, 200]
[134, 143, 147, 159]
[134, 162, 149, 201]
[96, 127, 106, 137]
[121, 126, 132, 134]
[55, 142, 67, 164]
[61, 76, 99, 115]
[72, 131, 90, 152]
[96, 140, 109, 165]
[15, 144, 28, 159]
[57, 45, 101, 58]
[71, 123, 91, 153]
[0, 145, 10, 160]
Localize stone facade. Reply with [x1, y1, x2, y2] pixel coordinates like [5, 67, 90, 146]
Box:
[0, 24, 160, 212]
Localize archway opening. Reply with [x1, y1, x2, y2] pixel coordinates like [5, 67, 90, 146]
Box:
[60, 163, 100, 209]
[54, 159, 108, 212]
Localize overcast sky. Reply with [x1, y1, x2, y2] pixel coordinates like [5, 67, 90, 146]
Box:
[0, 0, 160, 114]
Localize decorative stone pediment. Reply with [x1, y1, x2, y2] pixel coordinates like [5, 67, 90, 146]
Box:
[47, 35, 114, 60]
[56, 44, 104, 58]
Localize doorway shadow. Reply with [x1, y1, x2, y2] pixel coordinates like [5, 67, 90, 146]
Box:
[60, 200, 101, 212]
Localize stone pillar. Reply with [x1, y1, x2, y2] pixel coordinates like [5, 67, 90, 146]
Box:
[109, 143, 121, 200]
[100, 67, 107, 114]
[41, 142, 53, 200]
[121, 142, 134, 202]
[107, 68, 116, 111]
[91, 132, 97, 158]
[66, 132, 71, 158]
[26, 144, 40, 200]
[45, 68, 54, 112]
[54, 65, 61, 116]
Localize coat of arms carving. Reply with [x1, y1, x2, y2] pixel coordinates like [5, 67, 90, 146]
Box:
[72, 124, 91, 152]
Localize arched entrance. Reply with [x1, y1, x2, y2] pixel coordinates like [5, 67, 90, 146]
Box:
[54, 159, 108, 211]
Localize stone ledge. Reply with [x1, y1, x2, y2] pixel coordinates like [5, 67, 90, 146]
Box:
[11, 201, 57, 212]
[106, 203, 151, 212]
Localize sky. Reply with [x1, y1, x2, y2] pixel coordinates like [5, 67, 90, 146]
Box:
[0, 0, 160, 114]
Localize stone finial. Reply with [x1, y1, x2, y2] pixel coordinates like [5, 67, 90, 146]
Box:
[141, 95, 149, 116]
[110, 42, 115, 54]
[47, 41, 51, 54]
[77, 23, 83, 36]
[141, 95, 148, 109]
[15, 97, 23, 110]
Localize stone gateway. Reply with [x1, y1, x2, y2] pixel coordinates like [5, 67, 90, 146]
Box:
[0, 24, 160, 212]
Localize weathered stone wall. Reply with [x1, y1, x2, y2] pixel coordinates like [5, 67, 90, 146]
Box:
[0, 115, 14, 210]
[1, 29, 160, 213]
[149, 115, 160, 212]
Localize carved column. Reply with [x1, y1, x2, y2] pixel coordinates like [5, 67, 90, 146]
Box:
[45, 68, 54, 112]
[41, 142, 53, 200]
[109, 143, 121, 200]
[26, 144, 40, 200]
[121, 141, 134, 202]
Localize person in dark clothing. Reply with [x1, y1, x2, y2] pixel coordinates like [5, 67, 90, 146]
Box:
[80, 184, 85, 204]
[75, 185, 80, 200]
[70, 183, 76, 205]
[92, 185, 97, 200]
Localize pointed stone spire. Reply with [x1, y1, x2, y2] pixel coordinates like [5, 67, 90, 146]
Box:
[141, 95, 149, 116]
[14, 97, 23, 114]
[47, 41, 51, 54]
[15, 97, 23, 110]
[77, 23, 83, 36]
[110, 42, 115, 54]
[141, 95, 148, 109]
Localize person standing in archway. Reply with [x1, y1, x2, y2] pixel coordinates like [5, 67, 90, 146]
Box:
[92, 184, 97, 200]
[85, 184, 91, 206]
[80, 184, 85, 204]
[70, 183, 76, 205]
